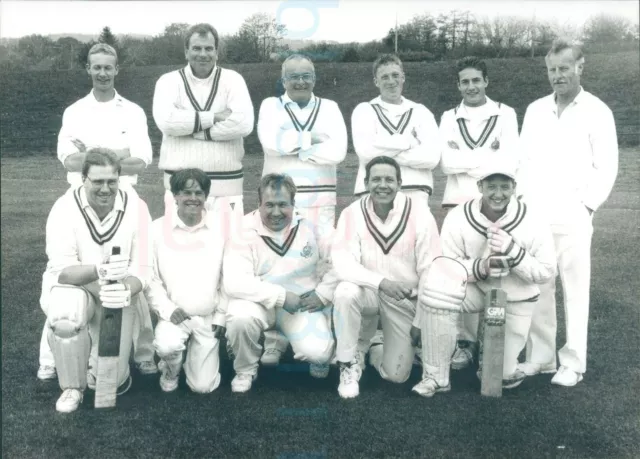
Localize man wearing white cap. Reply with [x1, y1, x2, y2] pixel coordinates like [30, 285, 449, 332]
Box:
[412, 164, 556, 397]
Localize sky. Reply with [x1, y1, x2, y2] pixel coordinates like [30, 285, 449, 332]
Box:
[1, 0, 638, 43]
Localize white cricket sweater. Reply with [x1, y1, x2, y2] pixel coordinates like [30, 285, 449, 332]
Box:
[258, 93, 347, 208]
[441, 196, 557, 302]
[145, 210, 228, 326]
[223, 210, 338, 308]
[331, 192, 441, 291]
[152, 65, 254, 197]
[439, 97, 519, 206]
[351, 96, 440, 196]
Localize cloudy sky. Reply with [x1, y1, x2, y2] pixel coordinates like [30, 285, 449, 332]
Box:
[1, 0, 638, 42]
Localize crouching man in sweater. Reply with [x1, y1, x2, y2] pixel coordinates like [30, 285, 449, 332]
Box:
[412, 164, 556, 397]
[223, 174, 338, 393]
[145, 169, 229, 394]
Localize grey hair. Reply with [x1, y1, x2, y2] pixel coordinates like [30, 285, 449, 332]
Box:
[546, 38, 584, 63]
[258, 173, 297, 204]
[281, 53, 315, 79]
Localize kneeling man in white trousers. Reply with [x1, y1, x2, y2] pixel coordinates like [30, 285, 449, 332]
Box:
[223, 174, 338, 393]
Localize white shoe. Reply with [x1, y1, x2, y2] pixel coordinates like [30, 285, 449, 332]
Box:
[517, 361, 557, 376]
[232, 373, 257, 393]
[412, 378, 451, 398]
[136, 360, 158, 375]
[551, 366, 583, 387]
[55, 389, 83, 413]
[451, 341, 475, 370]
[158, 360, 179, 392]
[37, 365, 57, 381]
[338, 362, 361, 399]
[502, 369, 527, 389]
[309, 363, 330, 379]
[260, 348, 283, 366]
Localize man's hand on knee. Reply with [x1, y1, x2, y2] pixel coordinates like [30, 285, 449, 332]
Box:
[283, 291, 302, 314]
[379, 279, 412, 301]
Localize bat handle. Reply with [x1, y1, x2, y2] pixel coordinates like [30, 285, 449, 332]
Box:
[108, 246, 121, 285]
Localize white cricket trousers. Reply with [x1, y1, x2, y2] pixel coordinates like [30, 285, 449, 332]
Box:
[333, 282, 416, 384]
[154, 314, 221, 394]
[527, 219, 593, 373]
[226, 299, 335, 376]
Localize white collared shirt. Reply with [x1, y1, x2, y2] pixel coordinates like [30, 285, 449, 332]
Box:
[57, 89, 153, 187]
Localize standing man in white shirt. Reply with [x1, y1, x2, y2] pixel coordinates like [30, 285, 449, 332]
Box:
[145, 169, 228, 394]
[38, 43, 156, 383]
[152, 23, 254, 225]
[257, 54, 347, 365]
[518, 39, 618, 387]
[40, 149, 153, 413]
[438, 56, 520, 371]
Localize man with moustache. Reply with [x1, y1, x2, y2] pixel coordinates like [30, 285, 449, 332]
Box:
[153, 23, 254, 223]
[257, 53, 347, 365]
[438, 56, 520, 371]
[518, 39, 618, 386]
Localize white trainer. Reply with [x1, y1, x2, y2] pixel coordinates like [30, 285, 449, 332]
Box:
[158, 360, 179, 392]
[411, 378, 451, 398]
[260, 348, 283, 366]
[136, 360, 158, 375]
[231, 373, 257, 393]
[309, 363, 330, 379]
[551, 366, 583, 387]
[503, 369, 527, 389]
[517, 361, 557, 376]
[37, 365, 57, 381]
[55, 389, 83, 413]
[338, 362, 362, 399]
[451, 341, 475, 370]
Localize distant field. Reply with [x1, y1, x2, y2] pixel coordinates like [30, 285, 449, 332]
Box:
[1, 51, 638, 157]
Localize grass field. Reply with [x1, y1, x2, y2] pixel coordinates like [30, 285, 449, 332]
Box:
[2, 147, 639, 458]
[1, 51, 639, 158]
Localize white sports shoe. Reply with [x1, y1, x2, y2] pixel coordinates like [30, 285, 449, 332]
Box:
[56, 389, 83, 413]
[136, 360, 158, 375]
[231, 373, 257, 393]
[338, 362, 362, 399]
[502, 369, 527, 389]
[158, 360, 179, 392]
[517, 361, 557, 376]
[309, 363, 330, 379]
[37, 365, 57, 381]
[551, 366, 583, 387]
[260, 348, 283, 366]
[412, 378, 451, 398]
[451, 341, 475, 370]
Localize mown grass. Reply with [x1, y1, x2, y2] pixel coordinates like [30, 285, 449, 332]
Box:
[1, 148, 639, 458]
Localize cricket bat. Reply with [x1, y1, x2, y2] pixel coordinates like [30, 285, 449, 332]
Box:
[480, 256, 508, 397]
[94, 246, 123, 409]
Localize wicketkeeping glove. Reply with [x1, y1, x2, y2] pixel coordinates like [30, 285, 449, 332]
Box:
[99, 283, 131, 308]
[96, 254, 129, 282]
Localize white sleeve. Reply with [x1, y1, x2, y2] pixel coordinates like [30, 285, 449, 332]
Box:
[128, 105, 153, 166]
[257, 98, 302, 155]
[45, 199, 81, 278]
[351, 103, 412, 161]
[57, 107, 81, 165]
[507, 217, 557, 285]
[439, 110, 487, 175]
[152, 73, 202, 137]
[126, 199, 153, 290]
[144, 229, 178, 322]
[202, 72, 254, 141]
[394, 105, 441, 169]
[441, 212, 487, 283]
[300, 100, 348, 166]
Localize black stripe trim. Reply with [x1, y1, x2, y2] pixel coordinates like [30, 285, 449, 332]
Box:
[511, 246, 526, 268]
[502, 201, 527, 233]
[456, 115, 498, 149]
[295, 185, 336, 193]
[194, 112, 201, 134]
[179, 69, 201, 111]
[260, 224, 300, 257]
[204, 129, 212, 141]
[370, 104, 395, 135]
[397, 108, 414, 134]
[442, 203, 457, 209]
[165, 169, 244, 180]
[283, 98, 322, 132]
[371, 104, 414, 135]
[179, 67, 222, 112]
[360, 196, 412, 255]
[401, 185, 432, 195]
[203, 67, 222, 111]
[306, 98, 322, 131]
[73, 188, 128, 246]
[521, 294, 539, 303]
[463, 201, 487, 237]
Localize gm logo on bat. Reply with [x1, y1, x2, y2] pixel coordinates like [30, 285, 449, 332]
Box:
[486, 306, 506, 325]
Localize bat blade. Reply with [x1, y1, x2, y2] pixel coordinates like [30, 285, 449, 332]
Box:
[480, 288, 506, 398]
[94, 306, 122, 408]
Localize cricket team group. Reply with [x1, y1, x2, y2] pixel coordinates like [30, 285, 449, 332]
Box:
[36, 23, 619, 414]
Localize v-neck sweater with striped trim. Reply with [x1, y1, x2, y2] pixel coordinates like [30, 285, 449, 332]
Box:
[440, 196, 556, 302]
[439, 97, 519, 206]
[153, 65, 254, 197]
[331, 192, 442, 291]
[223, 210, 338, 309]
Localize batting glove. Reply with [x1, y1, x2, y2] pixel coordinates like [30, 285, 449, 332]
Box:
[99, 283, 131, 308]
[96, 254, 129, 282]
[487, 227, 515, 255]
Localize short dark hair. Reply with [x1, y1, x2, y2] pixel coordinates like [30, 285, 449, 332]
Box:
[170, 168, 211, 197]
[81, 148, 121, 178]
[373, 54, 403, 78]
[456, 56, 488, 81]
[184, 23, 219, 50]
[258, 174, 296, 204]
[364, 156, 402, 183]
[546, 38, 584, 62]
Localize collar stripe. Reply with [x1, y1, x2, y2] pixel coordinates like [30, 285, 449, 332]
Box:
[502, 201, 527, 233]
[456, 115, 498, 149]
[178, 67, 222, 112]
[260, 224, 300, 257]
[371, 104, 413, 135]
[464, 201, 488, 237]
[463, 199, 527, 240]
[73, 188, 128, 246]
[283, 98, 322, 132]
[360, 196, 412, 255]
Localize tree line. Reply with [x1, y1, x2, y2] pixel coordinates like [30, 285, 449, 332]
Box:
[1, 11, 637, 71]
